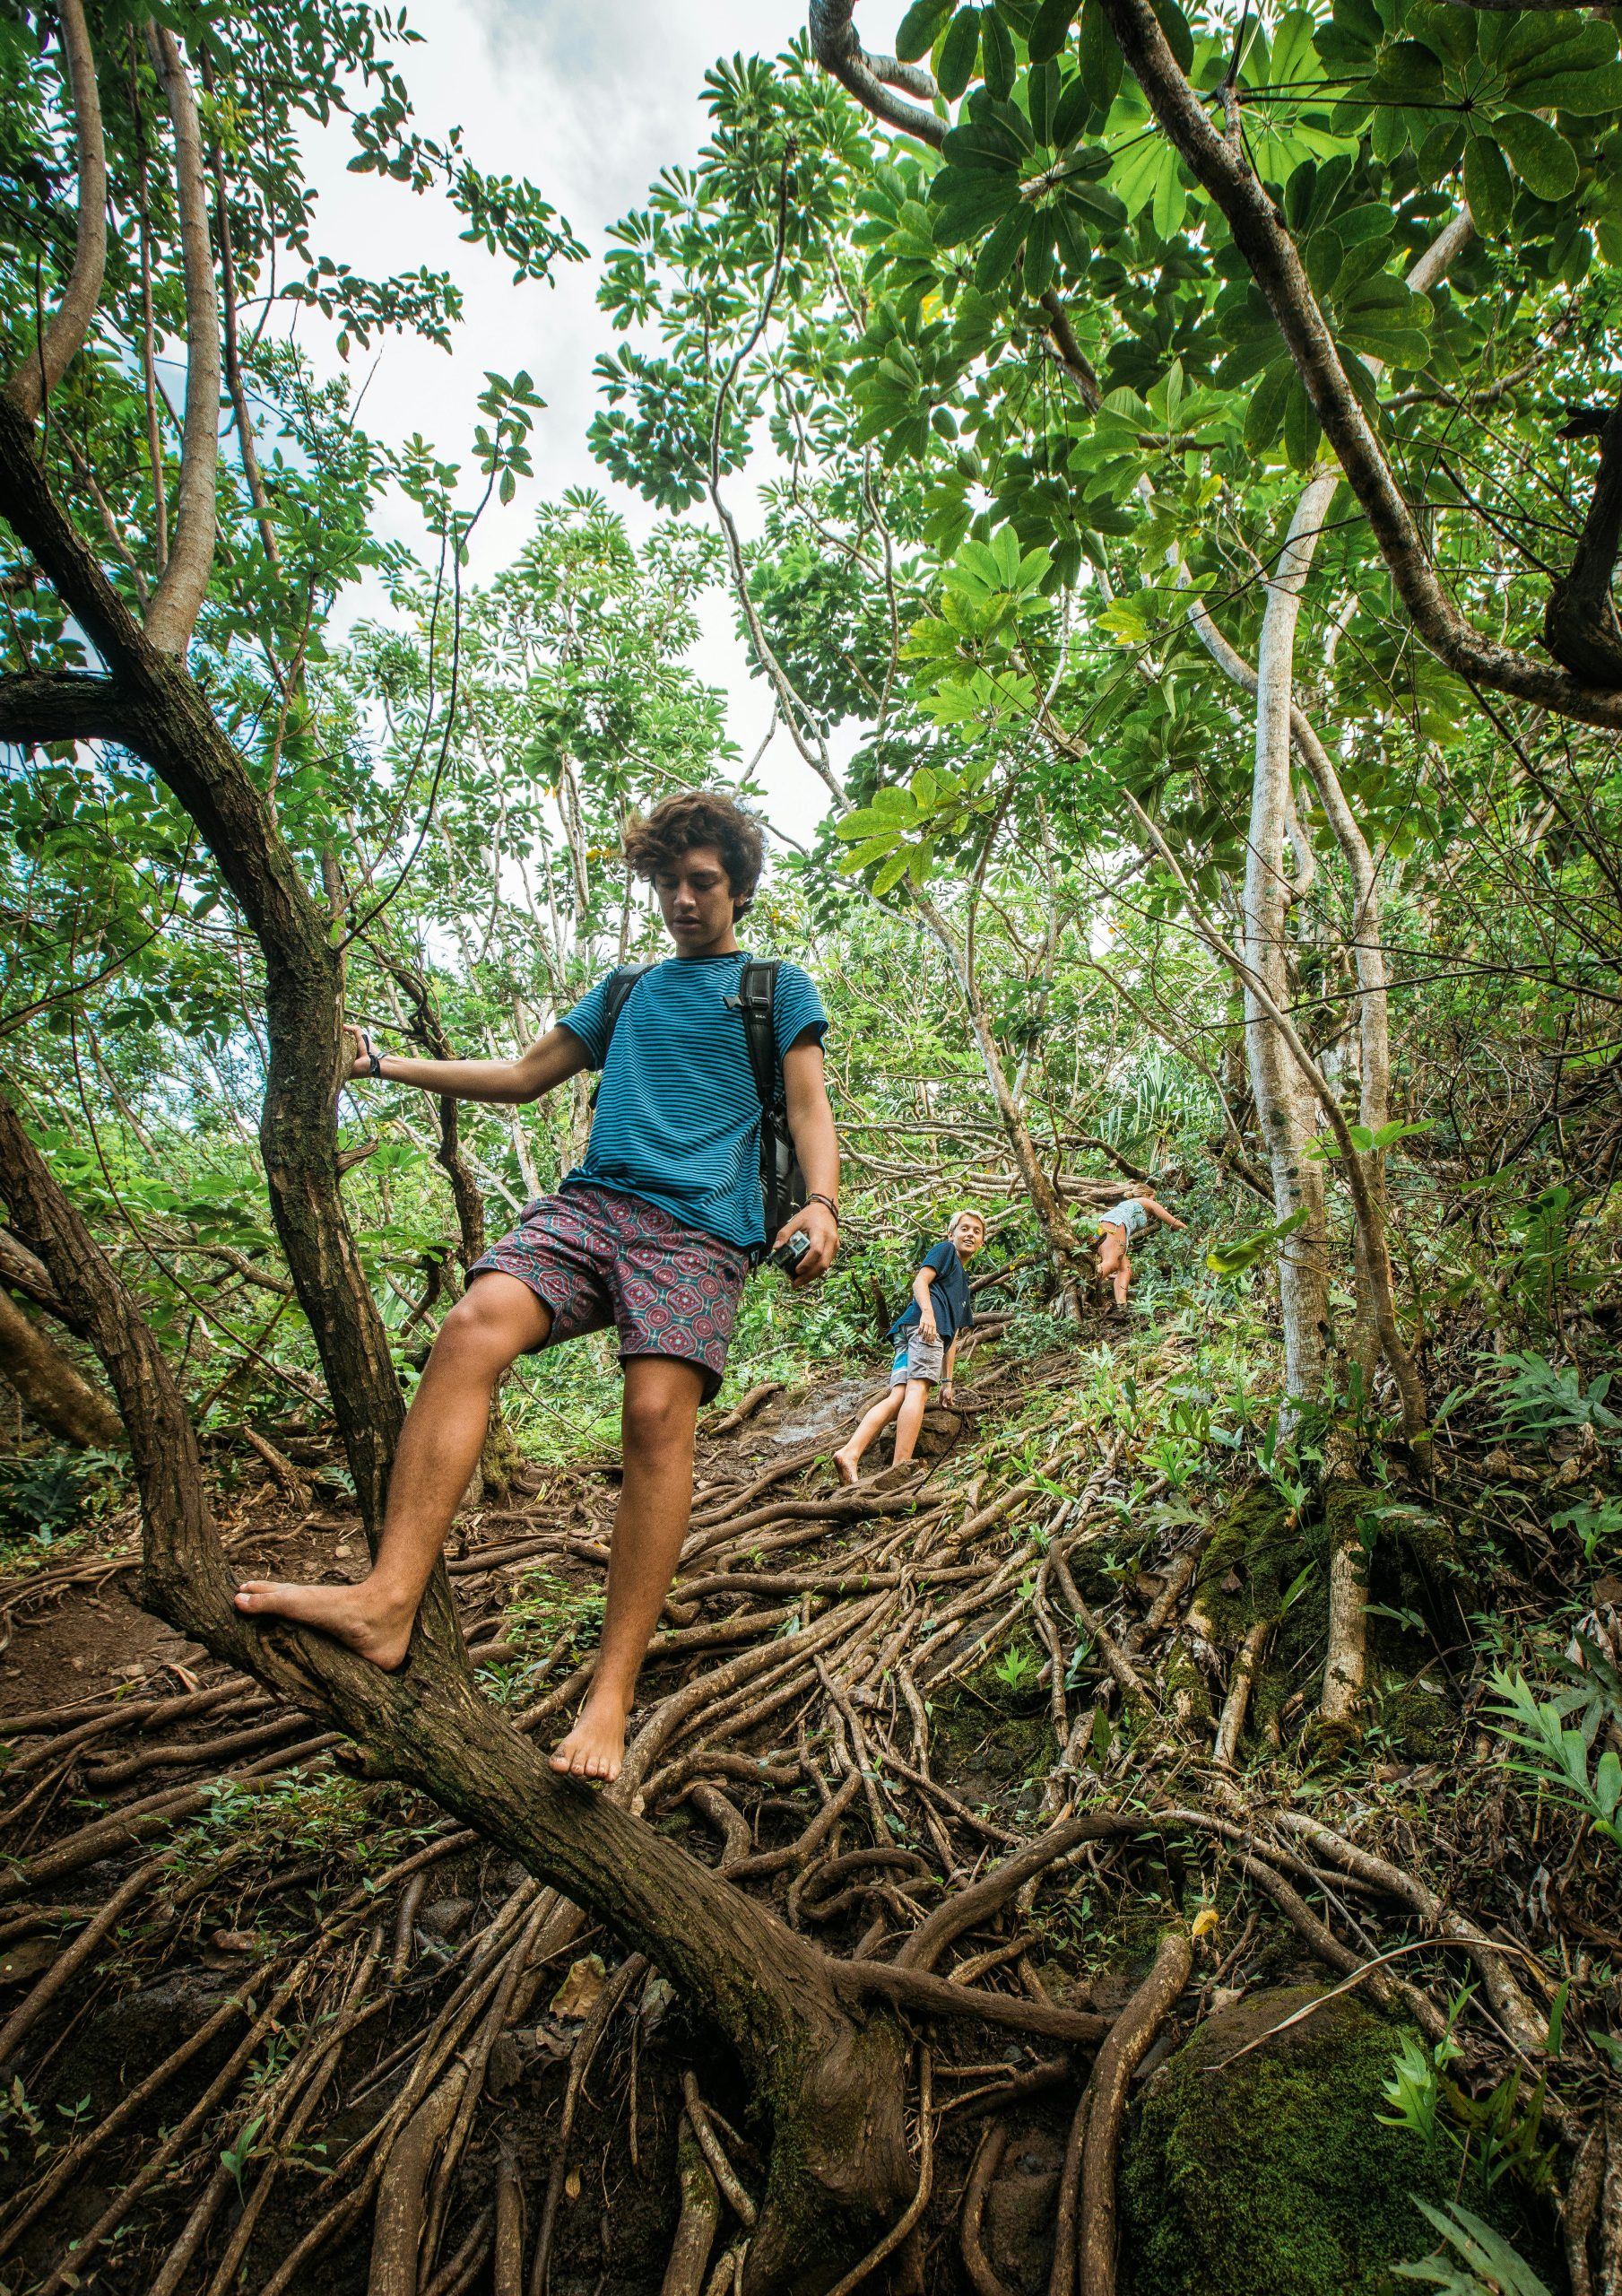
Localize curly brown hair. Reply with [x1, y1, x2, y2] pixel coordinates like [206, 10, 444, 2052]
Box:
[622, 790, 767, 917]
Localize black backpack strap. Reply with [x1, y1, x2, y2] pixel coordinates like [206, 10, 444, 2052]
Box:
[600, 961, 655, 1056]
[726, 960, 780, 1109]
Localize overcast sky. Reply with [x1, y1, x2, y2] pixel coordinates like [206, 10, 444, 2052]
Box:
[301, 0, 836, 847]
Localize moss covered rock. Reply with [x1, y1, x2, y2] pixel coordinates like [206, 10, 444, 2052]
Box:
[1118, 1986, 1551, 2296]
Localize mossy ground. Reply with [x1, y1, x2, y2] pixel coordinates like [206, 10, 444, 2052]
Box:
[1118, 1987, 1561, 2296]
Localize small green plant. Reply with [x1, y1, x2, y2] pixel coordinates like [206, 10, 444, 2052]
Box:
[0, 2075, 48, 2162]
[1487, 1665, 1621, 1848]
[1392, 2199, 1551, 2292]
[1496, 1352, 1618, 1440]
[992, 1643, 1040, 1696]
[221, 2112, 266, 2200]
[1379, 2028, 1461, 2150]
[1549, 1496, 1622, 1564]
[0, 1449, 93, 1544]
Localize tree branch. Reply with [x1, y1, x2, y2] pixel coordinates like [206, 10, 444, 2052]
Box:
[0, 666, 133, 745]
[140, 25, 219, 654]
[6, 0, 107, 422]
[807, 0, 946, 143]
[1094, 0, 1622, 727]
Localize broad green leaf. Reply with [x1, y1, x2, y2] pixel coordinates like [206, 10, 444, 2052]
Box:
[983, 7, 1018, 96]
[872, 850, 912, 897]
[932, 166, 1023, 243]
[898, 0, 956, 60]
[1078, 0, 1123, 112]
[939, 5, 984, 100]
[941, 117, 1027, 171]
[1029, 0, 1082, 62]
[1494, 109, 1579, 200]
[1468, 135, 1514, 235]
[1149, 0, 1194, 72]
[1512, 62, 1622, 114]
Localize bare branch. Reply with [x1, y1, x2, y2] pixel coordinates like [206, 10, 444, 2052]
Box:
[807, 0, 946, 144]
[141, 25, 220, 655]
[0, 665, 133, 745]
[6, 0, 107, 422]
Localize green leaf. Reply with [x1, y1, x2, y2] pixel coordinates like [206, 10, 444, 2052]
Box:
[983, 7, 1018, 96]
[932, 165, 1023, 243]
[1494, 109, 1579, 200]
[1243, 361, 1292, 454]
[1029, 0, 1081, 61]
[1512, 61, 1622, 113]
[976, 204, 1031, 287]
[1463, 134, 1513, 235]
[898, 0, 957, 60]
[1030, 55, 1062, 142]
[941, 117, 1028, 172]
[939, 4, 984, 100]
[1149, 0, 1195, 72]
[1078, 0, 1123, 112]
[1052, 66, 1095, 146]
[872, 850, 912, 896]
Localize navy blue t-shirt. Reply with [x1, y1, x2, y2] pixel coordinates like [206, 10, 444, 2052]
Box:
[891, 1239, 974, 1344]
[559, 952, 828, 1252]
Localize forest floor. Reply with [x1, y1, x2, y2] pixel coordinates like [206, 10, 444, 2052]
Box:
[0, 1305, 1617, 2295]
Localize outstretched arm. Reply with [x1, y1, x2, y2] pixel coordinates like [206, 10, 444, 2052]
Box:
[1145, 1200, 1188, 1231]
[345, 1022, 591, 1107]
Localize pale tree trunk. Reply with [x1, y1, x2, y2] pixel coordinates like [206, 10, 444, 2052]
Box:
[914, 889, 1089, 1315]
[1245, 472, 1340, 1407]
[6, 0, 105, 421]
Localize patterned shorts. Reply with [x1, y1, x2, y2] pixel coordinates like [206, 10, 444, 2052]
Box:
[465, 1184, 747, 1402]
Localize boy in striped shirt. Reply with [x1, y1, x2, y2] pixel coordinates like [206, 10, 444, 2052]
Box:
[236, 793, 839, 1785]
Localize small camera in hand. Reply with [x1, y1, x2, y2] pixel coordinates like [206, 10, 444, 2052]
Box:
[770, 1230, 811, 1279]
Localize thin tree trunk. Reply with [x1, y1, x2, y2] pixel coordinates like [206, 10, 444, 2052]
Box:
[140, 25, 220, 653]
[1245, 474, 1339, 1407]
[914, 889, 1087, 1314]
[6, 0, 106, 421]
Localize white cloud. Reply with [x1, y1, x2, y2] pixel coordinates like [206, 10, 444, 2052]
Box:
[298, 0, 834, 847]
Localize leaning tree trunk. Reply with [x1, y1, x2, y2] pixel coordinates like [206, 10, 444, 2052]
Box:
[0, 1283, 122, 1448]
[1245, 476, 1338, 1409]
[0, 1086, 915, 2295]
[0, 393, 413, 1550]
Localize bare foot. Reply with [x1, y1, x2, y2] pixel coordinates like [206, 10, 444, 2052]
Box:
[833, 1447, 861, 1487]
[551, 1688, 632, 1785]
[233, 1577, 415, 1670]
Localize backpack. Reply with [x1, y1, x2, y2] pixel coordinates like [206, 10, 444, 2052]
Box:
[599, 958, 807, 1263]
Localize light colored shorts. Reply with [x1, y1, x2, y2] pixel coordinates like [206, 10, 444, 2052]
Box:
[890, 1332, 945, 1387]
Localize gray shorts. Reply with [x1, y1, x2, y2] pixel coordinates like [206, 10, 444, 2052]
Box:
[890, 1332, 945, 1387]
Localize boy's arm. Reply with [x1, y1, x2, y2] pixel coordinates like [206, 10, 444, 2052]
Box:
[777, 1035, 840, 1279]
[345, 1022, 590, 1107]
[910, 1265, 942, 1341]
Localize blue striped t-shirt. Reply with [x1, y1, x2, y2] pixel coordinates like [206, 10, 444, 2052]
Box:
[558, 952, 828, 1251]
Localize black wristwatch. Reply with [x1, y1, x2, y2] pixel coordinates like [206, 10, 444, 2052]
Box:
[360, 1030, 383, 1080]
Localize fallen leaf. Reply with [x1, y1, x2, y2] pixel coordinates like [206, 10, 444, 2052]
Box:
[551, 1952, 607, 2020]
[1191, 1906, 1220, 1942]
[564, 2167, 581, 2201]
[209, 1930, 258, 1955]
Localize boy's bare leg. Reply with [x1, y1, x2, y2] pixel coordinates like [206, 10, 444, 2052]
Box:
[892, 1378, 932, 1465]
[1098, 1234, 1131, 1309]
[834, 1387, 903, 1484]
[552, 1353, 707, 1784]
[235, 1274, 551, 1666]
